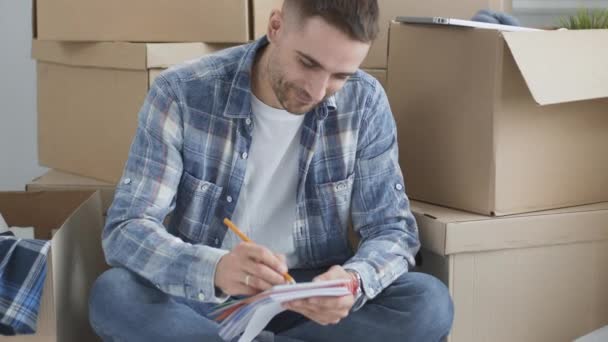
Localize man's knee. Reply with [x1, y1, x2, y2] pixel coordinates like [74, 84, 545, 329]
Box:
[388, 272, 454, 339]
[89, 268, 145, 331]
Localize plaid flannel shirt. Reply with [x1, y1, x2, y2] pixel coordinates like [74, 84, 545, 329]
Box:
[0, 235, 50, 335]
[103, 37, 420, 308]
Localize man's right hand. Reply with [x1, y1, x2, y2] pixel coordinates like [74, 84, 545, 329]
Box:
[214, 242, 288, 296]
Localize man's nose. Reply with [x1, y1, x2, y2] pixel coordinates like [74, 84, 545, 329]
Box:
[307, 74, 329, 102]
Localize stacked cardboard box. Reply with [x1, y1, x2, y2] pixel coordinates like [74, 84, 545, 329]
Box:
[387, 20, 608, 341]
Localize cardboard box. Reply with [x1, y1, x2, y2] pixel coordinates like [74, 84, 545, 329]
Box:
[26, 170, 115, 216]
[255, 0, 511, 69]
[387, 24, 608, 215]
[32, 40, 232, 183]
[35, 0, 278, 43]
[411, 200, 608, 342]
[0, 191, 107, 342]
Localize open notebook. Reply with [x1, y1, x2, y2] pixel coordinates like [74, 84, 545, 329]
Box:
[210, 279, 356, 342]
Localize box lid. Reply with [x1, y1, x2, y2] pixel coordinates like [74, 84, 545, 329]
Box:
[412, 200, 608, 256]
[28, 170, 114, 188]
[503, 29, 608, 105]
[32, 40, 230, 70]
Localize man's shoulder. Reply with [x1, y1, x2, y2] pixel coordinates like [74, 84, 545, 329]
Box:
[332, 69, 382, 112]
[158, 43, 250, 85]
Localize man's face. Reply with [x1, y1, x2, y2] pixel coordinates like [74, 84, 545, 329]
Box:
[266, 15, 370, 114]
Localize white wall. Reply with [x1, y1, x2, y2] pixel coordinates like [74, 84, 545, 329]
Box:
[0, 0, 47, 191]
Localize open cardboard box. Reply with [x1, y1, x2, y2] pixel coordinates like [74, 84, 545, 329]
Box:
[0, 191, 107, 342]
[388, 23, 608, 215]
[412, 200, 608, 342]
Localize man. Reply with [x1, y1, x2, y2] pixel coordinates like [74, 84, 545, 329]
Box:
[89, 1, 453, 341]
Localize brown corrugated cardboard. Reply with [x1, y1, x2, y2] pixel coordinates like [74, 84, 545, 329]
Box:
[388, 23, 608, 215]
[0, 191, 106, 342]
[32, 40, 231, 183]
[411, 200, 608, 342]
[26, 170, 115, 215]
[35, 0, 282, 43]
[362, 69, 387, 90]
[35, 0, 249, 43]
[253, 0, 511, 69]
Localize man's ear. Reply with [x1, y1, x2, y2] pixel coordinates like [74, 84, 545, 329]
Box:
[267, 9, 283, 43]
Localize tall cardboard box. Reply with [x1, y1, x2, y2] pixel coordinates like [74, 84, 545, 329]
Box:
[388, 24, 608, 215]
[35, 0, 278, 43]
[254, 0, 512, 69]
[411, 200, 608, 342]
[26, 170, 115, 215]
[32, 40, 232, 183]
[0, 191, 107, 342]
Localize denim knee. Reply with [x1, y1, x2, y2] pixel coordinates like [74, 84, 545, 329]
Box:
[89, 268, 143, 333]
[405, 272, 454, 339]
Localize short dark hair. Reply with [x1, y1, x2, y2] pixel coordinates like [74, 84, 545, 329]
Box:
[283, 0, 380, 42]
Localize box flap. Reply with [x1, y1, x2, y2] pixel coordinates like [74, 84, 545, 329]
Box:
[28, 169, 114, 188]
[412, 201, 608, 255]
[50, 191, 107, 341]
[146, 43, 232, 69]
[503, 30, 608, 105]
[32, 40, 148, 70]
[0, 191, 95, 240]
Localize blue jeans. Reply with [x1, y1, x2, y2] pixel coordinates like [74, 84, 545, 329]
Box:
[89, 267, 453, 342]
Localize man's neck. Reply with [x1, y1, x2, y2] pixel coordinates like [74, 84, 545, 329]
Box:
[251, 45, 283, 110]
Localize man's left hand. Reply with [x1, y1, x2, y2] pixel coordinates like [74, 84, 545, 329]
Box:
[282, 265, 356, 326]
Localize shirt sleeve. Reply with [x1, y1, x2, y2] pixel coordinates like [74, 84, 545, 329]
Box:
[102, 74, 229, 304]
[343, 80, 421, 309]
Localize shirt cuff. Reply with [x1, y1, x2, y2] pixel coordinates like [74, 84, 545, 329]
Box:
[185, 245, 230, 303]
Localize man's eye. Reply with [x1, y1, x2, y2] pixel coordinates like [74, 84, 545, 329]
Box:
[299, 58, 314, 68]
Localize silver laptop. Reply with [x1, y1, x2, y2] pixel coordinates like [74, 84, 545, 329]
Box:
[395, 16, 541, 32]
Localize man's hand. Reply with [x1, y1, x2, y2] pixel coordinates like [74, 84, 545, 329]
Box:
[283, 265, 356, 326]
[214, 242, 288, 296]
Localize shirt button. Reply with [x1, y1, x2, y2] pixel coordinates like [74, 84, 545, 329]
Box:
[200, 184, 209, 191]
[123, 178, 131, 185]
[245, 118, 252, 125]
[198, 292, 205, 301]
[226, 196, 233, 203]
[395, 183, 403, 191]
[241, 152, 248, 159]
[214, 238, 219, 245]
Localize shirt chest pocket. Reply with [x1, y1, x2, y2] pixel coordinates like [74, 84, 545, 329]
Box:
[315, 173, 355, 236]
[173, 171, 223, 243]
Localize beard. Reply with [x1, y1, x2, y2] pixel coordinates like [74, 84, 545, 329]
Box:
[267, 55, 327, 115]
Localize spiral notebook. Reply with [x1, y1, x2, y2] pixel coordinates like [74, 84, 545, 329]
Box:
[210, 279, 356, 342]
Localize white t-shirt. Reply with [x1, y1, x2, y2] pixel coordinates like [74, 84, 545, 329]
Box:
[222, 94, 305, 267]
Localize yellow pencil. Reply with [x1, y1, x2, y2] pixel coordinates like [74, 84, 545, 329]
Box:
[223, 218, 296, 284]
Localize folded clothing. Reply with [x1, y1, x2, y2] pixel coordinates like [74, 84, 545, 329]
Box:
[472, 9, 521, 26]
[0, 235, 50, 335]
